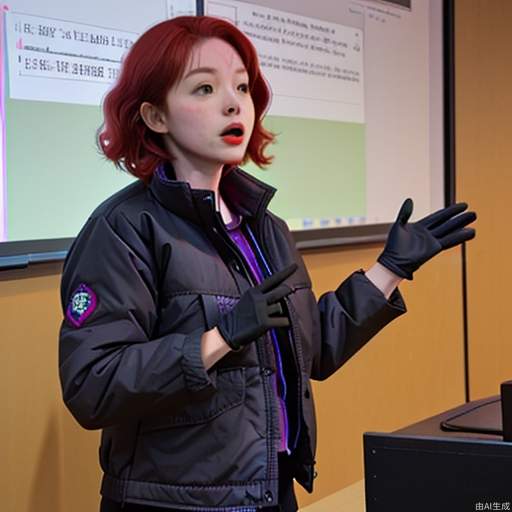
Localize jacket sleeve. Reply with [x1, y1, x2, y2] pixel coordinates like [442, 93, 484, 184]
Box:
[310, 270, 406, 381]
[58, 215, 216, 430]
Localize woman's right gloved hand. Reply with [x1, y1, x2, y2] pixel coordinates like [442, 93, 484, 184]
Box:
[217, 263, 297, 351]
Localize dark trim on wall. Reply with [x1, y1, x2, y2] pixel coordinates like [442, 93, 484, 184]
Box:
[444, 0, 456, 206]
[462, 242, 470, 402]
[445, 0, 470, 402]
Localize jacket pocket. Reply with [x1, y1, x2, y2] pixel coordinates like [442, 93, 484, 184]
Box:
[140, 367, 246, 433]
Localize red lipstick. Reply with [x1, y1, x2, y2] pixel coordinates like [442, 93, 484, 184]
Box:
[220, 122, 245, 145]
[222, 135, 244, 145]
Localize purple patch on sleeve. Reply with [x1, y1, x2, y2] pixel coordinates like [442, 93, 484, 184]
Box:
[66, 283, 97, 328]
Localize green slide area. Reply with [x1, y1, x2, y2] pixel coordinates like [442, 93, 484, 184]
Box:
[245, 116, 365, 229]
[6, 99, 133, 241]
[6, 100, 365, 241]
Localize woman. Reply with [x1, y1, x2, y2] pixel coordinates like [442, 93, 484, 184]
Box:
[58, 15, 476, 512]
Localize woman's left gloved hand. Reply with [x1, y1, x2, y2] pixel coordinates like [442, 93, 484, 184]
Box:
[377, 198, 477, 280]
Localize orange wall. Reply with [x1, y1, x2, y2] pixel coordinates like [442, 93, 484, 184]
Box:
[297, 245, 465, 506]
[455, 0, 512, 400]
[0, 248, 466, 511]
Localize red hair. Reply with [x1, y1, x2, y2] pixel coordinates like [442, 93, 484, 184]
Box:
[98, 16, 275, 183]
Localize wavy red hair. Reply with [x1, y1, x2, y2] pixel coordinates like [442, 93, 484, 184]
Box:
[98, 16, 275, 183]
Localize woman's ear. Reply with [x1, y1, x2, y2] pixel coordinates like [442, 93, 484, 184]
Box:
[140, 102, 168, 134]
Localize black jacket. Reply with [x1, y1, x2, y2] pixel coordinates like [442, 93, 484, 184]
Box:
[58, 166, 406, 510]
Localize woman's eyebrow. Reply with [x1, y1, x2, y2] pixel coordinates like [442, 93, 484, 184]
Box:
[184, 67, 248, 79]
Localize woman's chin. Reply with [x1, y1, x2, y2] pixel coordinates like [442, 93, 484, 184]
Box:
[225, 158, 243, 166]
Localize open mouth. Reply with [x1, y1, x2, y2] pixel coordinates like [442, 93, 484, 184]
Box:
[220, 124, 245, 145]
[220, 126, 244, 137]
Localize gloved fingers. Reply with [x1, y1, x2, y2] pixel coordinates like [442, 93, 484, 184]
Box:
[430, 211, 477, 238]
[258, 263, 297, 293]
[268, 316, 290, 328]
[417, 202, 468, 229]
[438, 227, 476, 250]
[267, 303, 283, 316]
[395, 198, 414, 225]
[265, 284, 292, 304]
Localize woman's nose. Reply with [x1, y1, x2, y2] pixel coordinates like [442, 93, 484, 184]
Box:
[225, 105, 240, 115]
[224, 102, 240, 115]
[223, 89, 241, 115]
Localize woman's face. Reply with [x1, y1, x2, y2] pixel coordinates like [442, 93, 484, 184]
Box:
[161, 37, 255, 173]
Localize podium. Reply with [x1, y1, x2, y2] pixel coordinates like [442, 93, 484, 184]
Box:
[364, 396, 512, 511]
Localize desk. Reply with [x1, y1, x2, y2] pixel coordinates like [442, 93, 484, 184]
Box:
[364, 396, 512, 511]
[300, 480, 365, 512]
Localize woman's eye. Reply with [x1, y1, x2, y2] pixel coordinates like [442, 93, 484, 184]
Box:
[238, 83, 249, 93]
[196, 84, 213, 95]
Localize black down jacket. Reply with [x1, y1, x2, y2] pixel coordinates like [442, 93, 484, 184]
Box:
[58, 165, 406, 510]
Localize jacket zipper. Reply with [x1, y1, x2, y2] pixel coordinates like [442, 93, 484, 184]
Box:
[211, 210, 278, 485]
[248, 218, 304, 453]
[250, 215, 303, 374]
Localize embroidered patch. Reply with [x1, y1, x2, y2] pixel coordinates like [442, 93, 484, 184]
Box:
[66, 283, 97, 328]
[215, 295, 239, 315]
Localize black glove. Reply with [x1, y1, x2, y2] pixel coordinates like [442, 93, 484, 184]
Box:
[217, 263, 297, 351]
[378, 198, 476, 280]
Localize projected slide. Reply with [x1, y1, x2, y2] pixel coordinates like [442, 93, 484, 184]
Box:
[5, 0, 197, 106]
[205, 0, 366, 230]
[0, 0, 195, 242]
[6, 12, 137, 105]
[0, 0, 444, 246]
[208, 0, 364, 122]
[0, 7, 5, 241]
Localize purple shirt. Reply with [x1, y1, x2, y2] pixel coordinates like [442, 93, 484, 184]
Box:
[225, 214, 291, 454]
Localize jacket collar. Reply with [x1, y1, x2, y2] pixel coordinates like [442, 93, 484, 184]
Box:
[148, 162, 276, 225]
